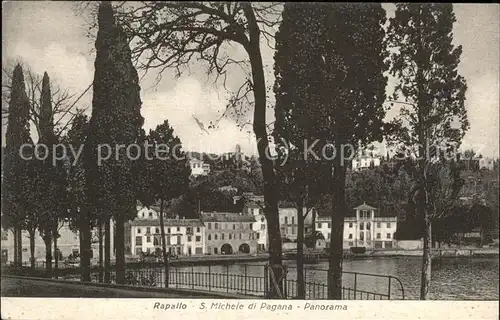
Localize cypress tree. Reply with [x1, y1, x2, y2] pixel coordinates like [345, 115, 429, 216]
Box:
[2, 64, 32, 266]
[85, 1, 143, 284]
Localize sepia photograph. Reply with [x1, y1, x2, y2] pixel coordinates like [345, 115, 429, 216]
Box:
[1, 2, 499, 319]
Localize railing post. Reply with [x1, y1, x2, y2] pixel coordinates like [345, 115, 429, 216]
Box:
[191, 265, 195, 289]
[354, 273, 357, 300]
[244, 264, 247, 295]
[226, 264, 229, 293]
[264, 264, 269, 297]
[208, 265, 211, 292]
[388, 277, 392, 300]
[175, 267, 178, 289]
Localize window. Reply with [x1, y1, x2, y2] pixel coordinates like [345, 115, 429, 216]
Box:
[146, 236, 151, 243]
[222, 233, 225, 240]
[149, 211, 152, 218]
[377, 222, 381, 228]
[257, 233, 260, 239]
[186, 227, 192, 234]
[214, 234, 218, 240]
[229, 234, 232, 240]
[233, 224, 236, 230]
[208, 234, 211, 240]
[167, 228, 171, 233]
[284, 217, 288, 224]
[360, 232, 364, 241]
[196, 227, 200, 233]
[376, 233, 381, 239]
[348, 234, 352, 239]
[136, 236, 142, 245]
[387, 223, 391, 228]
[327, 223, 331, 229]
[349, 223, 353, 228]
[177, 235, 181, 244]
[208, 223, 212, 230]
[146, 227, 151, 234]
[291, 227, 295, 235]
[215, 223, 218, 230]
[137, 228, 141, 234]
[360, 222, 364, 230]
[153, 236, 160, 246]
[187, 236, 192, 242]
[177, 227, 180, 232]
[155, 228, 159, 234]
[291, 217, 295, 224]
[366, 222, 371, 231]
[196, 236, 201, 242]
[249, 223, 253, 229]
[261, 224, 266, 230]
[214, 247, 218, 254]
[386, 233, 391, 239]
[318, 223, 322, 229]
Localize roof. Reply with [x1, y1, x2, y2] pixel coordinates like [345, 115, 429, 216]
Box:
[353, 202, 377, 211]
[130, 218, 204, 227]
[201, 212, 256, 223]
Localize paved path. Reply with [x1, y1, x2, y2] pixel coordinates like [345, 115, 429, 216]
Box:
[1, 276, 204, 298]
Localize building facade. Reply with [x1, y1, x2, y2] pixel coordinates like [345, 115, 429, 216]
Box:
[279, 207, 314, 241]
[316, 203, 397, 249]
[130, 207, 205, 256]
[189, 159, 210, 176]
[352, 156, 381, 171]
[201, 212, 258, 255]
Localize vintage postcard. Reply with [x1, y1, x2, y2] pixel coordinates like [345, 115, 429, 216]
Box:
[1, 2, 498, 320]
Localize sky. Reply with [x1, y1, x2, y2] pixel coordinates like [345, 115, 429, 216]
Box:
[2, 2, 499, 158]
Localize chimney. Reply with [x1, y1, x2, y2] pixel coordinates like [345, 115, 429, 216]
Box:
[175, 214, 179, 220]
[183, 216, 185, 220]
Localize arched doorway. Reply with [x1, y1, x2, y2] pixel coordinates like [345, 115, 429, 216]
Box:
[221, 244, 233, 255]
[238, 243, 250, 254]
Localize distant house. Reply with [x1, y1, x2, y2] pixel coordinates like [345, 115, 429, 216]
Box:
[201, 211, 258, 255]
[131, 206, 205, 256]
[479, 157, 495, 171]
[189, 159, 210, 176]
[352, 156, 381, 171]
[316, 202, 397, 249]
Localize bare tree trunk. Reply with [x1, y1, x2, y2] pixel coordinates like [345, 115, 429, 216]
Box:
[328, 161, 346, 299]
[243, 3, 283, 298]
[53, 228, 59, 279]
[115, 212, 125, 284]
[15, 227, 23, 266]
[98, 220, 103, 282]
[159, 198, 169, 288]
[104, 217, 111, 283]
[312, 208, 317, 250]
[420, 211, 432, 300]
[13, 229, 18, 266]
[29, 230, 36, 269]
[43, 236, 52, 277]
[79, 207, 92, 282]
[297, 202, 305, 299]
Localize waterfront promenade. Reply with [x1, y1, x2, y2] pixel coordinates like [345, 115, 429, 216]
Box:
[1, 275, 249, 298]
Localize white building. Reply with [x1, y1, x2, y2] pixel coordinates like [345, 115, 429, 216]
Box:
[189, 159, 210, 176]
[201, 211, 258, 255]
[351, 156, 381, 171]
[316, 202, 397, 249]
[479, 157, 495, 171]
[279, 207, 314, 241]
[130, 207, 205, 256]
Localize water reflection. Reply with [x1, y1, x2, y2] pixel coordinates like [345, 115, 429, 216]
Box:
[173, 257, 499, 300]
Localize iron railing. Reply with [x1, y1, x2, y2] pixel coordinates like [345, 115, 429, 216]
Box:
[80, 264, 405, 300]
